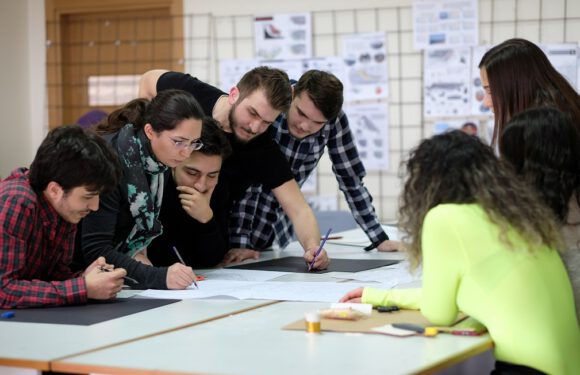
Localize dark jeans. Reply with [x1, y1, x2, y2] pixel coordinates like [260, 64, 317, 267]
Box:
[491, 361, 547, 375]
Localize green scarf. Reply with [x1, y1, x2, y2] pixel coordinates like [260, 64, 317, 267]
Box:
[116, 124, 167, 257]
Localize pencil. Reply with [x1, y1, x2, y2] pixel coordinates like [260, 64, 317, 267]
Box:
[98, 266, 139, 284]
[308, 228, 332, 271]
[172, 246, 198, 289]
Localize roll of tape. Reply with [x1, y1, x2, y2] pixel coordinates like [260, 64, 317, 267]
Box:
[304, 311, 321, 333]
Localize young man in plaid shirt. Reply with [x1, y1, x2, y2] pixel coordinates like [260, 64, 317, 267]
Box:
[225, 70, 399, 264]
[0, 125, 126, 308]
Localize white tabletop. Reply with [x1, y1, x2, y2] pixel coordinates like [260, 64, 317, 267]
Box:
[52, 301, 492, 375]
[0, 298, 272, 370]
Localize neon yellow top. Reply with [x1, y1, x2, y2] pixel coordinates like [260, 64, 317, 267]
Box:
[363, 204, 580, 374]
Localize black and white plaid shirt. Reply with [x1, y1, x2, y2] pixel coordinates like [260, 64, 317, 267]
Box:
[229, 110, 389, 249]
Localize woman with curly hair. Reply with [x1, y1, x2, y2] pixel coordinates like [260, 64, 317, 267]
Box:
[340, 131, 580, 374]
[478, 38, 580, 146]
[501, 107, 580, 323]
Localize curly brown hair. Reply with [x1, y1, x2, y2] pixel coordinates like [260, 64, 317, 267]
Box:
[399, 130, 562, 269]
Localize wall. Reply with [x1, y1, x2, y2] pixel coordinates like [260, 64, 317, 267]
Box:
[3, 0, 580, 221]
[0, 0, 45, 178]
[180, 0, 580, 221]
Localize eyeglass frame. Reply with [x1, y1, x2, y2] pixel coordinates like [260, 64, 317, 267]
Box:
[165, 134, 204, 151]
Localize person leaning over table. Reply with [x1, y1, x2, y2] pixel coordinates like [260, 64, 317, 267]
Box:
[340, 131, 580, 374]
[139, 67, 329, 270]
[0, 125, 126, 308]
[225, 70, 400, 265]
[147, 117, 232, 268]
[74, 89, 204, 289]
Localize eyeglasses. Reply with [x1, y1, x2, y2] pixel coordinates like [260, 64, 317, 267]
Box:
[167, 135, 204, 151]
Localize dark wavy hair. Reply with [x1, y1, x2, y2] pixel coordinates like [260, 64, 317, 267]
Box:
[500, 107, 580, 222]
[479, 38, 580, 145]
[399, 130, 562, 269]
[94, 89, 204, 134]
[29, 125, 121, 193]
[198, 117, 232, 159]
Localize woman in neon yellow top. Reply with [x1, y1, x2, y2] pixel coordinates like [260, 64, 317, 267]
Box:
[341, 131, 580, 374]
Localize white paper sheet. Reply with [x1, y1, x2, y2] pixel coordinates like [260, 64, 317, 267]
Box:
[332, 261, 422, 287]
[137, 280, 370, 303]
[201, 269, 288, 282]
[413, 0, 478, 50]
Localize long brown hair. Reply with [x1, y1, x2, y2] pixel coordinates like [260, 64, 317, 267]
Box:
[479, 38, 580, 145]
[399, 130, 562, 269]
[94, 89, 205, 135]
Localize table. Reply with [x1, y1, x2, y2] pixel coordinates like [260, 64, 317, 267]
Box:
[0, 298, 272, 371]
[52, 301, 493, 375]
[0, 226, 493, 374]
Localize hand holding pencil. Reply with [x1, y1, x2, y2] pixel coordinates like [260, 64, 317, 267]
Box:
[165, 245, 198, 290]
[306, 228, 332, 271]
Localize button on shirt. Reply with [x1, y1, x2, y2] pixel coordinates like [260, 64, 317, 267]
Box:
[0, 168, 86, 308]
[229, 111, 388, 249]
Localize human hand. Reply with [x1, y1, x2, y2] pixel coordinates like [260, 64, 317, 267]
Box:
[83, 256, 111, 276]
[85, 266, 126, 300]
[304, 246, 330, 270]
[338, 287, 364, 303]
[377, 240, 402, 252]
[166, 263, 196, 289]
[223, 248, 260, 266]
[177, 186, 213, 223]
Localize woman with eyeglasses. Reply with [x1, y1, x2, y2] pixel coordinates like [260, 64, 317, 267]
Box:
[75, 89, 205, 289]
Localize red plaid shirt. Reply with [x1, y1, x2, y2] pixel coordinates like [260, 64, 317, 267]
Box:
[0, 168, 87, 308]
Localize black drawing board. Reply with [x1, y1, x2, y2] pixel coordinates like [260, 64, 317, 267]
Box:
[0, 298, 180, 326]
[227, 256, 399, 273]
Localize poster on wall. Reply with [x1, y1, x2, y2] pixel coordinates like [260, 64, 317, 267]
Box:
[254, 12, 312, 60]
[413, 0, 478, 50]
[301, 56, 347, 86]
[341, 32, 389, 101]
[424, 48, 471, 117]
[541, 43, 578, 88]
[219, 57, 347, 92]
[470, 45, 492, 116]
[219, 59, 259, 92]
[344, 102, 389, 171]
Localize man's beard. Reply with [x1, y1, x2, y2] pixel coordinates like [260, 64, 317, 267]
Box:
[228, 103, 257, 143]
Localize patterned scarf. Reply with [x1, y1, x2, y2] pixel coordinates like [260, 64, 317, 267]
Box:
[116, 124, 167, 257]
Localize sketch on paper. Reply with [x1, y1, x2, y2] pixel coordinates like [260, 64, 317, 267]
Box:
[424, 48, 471, 117]
[254, 12, 312, 60]
[345, 102, 389, 171]
[341, 32, 389, 101]
[413, 0, 478, 50]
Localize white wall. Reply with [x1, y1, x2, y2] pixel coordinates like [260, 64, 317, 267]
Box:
[0, 0, 45, 178]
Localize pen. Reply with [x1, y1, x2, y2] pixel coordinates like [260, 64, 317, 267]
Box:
[308, 228, 332, 271]
[392, 323, 438, 337]
[323, 235, 343, 240]
[172, 246, 198, 289]
[98, 266, 140, 284]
